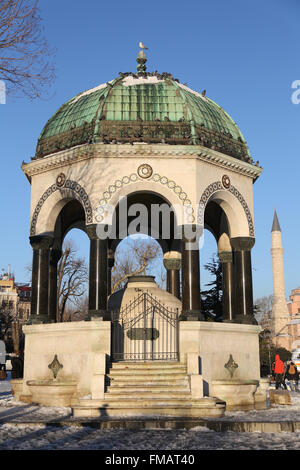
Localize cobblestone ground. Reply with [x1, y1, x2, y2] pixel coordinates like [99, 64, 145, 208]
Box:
[1, 374, 300, 450]
[0, 424, 299, 450]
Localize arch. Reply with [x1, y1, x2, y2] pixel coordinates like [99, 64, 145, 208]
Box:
[197, 181, 254, 238]
[30, 179, 93, 236]
[53, 199, 87, 250]
[95, 171, 195, 227]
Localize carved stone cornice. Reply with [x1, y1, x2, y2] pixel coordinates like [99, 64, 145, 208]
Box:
[22, 143, 263, 181]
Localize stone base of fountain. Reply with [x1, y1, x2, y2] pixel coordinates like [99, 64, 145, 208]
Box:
[26, 379, 78, 407]
[210, 379, 259, 410]
[254, 377, 271, 409]
[11, 379, 24, 401]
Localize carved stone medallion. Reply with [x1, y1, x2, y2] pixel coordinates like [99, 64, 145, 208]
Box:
[222, 174, 231, 189]
[56, 173, 66, 187]
[137, 164, 153, 179]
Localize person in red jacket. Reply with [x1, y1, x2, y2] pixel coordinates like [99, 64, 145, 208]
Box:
[274, 354, 287, 390]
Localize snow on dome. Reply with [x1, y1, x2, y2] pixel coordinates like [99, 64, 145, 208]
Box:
[70, 81, 113, 104]
[121, 76, 164, 87]
[177, 82, 207, 101]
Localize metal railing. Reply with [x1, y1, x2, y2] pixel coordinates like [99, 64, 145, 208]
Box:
[111, 292, 179, 362]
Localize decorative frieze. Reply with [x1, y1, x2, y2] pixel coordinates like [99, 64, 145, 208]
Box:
[95, 169, 195, 224]
[22, 143, 262, 181]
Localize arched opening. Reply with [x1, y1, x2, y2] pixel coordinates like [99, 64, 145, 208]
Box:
[202, 200, 233, 322]
[110, 234, 165, 294]
[111, 191, 178, 245]
[30, 198, 90, 323]
[107, 191, 181, 301]
[200, 228, 221, 320]
[200, 195, 255, 323]
[57, 228, 90, 323]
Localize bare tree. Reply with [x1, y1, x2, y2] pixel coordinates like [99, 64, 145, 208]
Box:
[0, 0, 55, 98]
[111, 237, 163, 292]
[57, 240, 88, 322]
[0, 305, 16, 352]
[254, 295, 274, 324]
[64, 295, 89, 323]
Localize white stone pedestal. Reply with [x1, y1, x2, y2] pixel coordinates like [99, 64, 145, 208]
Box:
[20, 321, 111, 405]
[179, 321, 263, 410]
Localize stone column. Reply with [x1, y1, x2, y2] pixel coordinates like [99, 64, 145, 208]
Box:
[181, 226, 201, 321]
[231, 237, 256, 324]
[29, 235, 54, 324]
[163, 251, 181, 299]
[48, 248, 62, 323]
[87, 225, 108, 320]
[219, 251, 234, 322]
[107, 248, 115, 297]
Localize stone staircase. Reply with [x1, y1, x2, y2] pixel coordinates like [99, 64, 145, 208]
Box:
[72, 362, 225, 419]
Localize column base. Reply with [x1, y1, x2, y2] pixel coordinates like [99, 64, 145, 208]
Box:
[225, 314, 257, 325]
[87, 310, 111, 321]
[27, 315, 50, 325]
[180, 310, 204, 321]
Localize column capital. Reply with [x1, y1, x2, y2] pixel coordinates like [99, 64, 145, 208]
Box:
[231, 237, 255, 251]
[86, 224, 98, 240]
[30, 234, 54, 250]
[86, 224, 113, 240]
[163, 251, 181, 271]
[218, 251, 233, 263]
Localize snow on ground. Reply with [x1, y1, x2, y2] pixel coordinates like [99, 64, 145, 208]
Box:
[1, 374, 300, 450]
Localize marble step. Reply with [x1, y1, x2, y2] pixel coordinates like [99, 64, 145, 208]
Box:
[106, 386, 190, 398]
[72, 398, 225, 419]
[109, 373, 188, 382]
[108, 382, 189, 390]
[110, 362, 185, 370]
[108, 368, 187, 377]
[100, 397, 197, 406]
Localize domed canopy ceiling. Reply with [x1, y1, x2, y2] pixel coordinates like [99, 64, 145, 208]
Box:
[35, 70, 251, 163]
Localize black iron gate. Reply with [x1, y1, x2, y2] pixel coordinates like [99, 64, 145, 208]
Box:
[111, 292, 179, 361]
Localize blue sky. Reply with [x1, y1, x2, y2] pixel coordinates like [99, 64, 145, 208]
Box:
[0, 0, 299, 301]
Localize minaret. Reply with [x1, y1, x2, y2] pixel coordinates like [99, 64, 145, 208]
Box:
[271, 210, 291, 350]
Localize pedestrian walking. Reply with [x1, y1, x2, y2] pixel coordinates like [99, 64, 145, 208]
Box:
[271, 361, 276, 381]
[11, 350, 24, 379]
[285, 361, 298, 392]
[274, 354, 287, 390]
[0, 338, 6, 380]
[0, 338, 6, 370]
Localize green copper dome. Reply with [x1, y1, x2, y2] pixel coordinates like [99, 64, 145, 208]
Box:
[35, 72, 251, 162]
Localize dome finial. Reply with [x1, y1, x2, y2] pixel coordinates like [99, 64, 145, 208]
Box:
[137, 42, 148, 74]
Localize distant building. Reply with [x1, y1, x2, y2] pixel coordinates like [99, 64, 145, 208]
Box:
[287, 287, 300, 350]
[0, 268, 18, 316]
[259, 285, 300, 353]
[0, 267, 31, 350]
